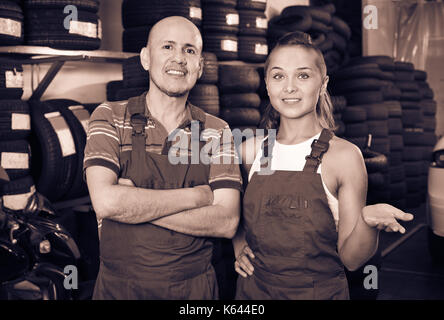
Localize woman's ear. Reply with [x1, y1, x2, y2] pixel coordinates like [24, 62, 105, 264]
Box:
[140, 47, 150, 71]
[321, 75, 329, 95]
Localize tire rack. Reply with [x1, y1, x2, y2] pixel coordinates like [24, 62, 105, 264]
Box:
[0, 45, 136, 210]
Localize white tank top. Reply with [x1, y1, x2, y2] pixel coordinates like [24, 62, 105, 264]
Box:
[248, 131, 339, 231]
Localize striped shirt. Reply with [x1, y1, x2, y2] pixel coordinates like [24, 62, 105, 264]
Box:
[83, 92, 242, 191]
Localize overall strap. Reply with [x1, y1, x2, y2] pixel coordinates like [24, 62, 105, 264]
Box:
[259, 133, 275, 169]
[303, 129, 333, 173]
[128, 95, 148, 164]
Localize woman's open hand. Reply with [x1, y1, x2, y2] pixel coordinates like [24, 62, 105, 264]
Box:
[362, 203, 414, 234]
[234, 245, 255, 278]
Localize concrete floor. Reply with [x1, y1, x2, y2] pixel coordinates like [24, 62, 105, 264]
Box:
[377, 203, 444, 300]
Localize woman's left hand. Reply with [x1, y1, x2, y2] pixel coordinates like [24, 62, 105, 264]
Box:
[362, 204, 414, 234]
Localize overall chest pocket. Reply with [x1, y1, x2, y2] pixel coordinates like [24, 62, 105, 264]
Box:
[256, 194, 310, 258]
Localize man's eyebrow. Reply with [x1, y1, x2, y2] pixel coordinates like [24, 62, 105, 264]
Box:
[162, 40, 197, 49]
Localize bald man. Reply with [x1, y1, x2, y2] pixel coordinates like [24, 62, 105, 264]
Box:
[84, 17, 242, 299]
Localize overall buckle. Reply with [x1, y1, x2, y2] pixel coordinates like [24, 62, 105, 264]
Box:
[311, 138, 329, 153]
[130, 113, 147, 136]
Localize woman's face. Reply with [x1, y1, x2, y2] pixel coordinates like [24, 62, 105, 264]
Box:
[265, 46, 326, 122]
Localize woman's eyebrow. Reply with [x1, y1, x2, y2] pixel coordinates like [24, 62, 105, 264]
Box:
[270, 66, 313, 71]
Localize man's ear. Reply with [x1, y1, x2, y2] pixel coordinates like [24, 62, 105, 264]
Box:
[140, 47, 150, 71]
[197, 54, 204, 79]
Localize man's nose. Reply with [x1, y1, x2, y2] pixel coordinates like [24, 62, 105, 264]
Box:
[172, 48, 187, 64]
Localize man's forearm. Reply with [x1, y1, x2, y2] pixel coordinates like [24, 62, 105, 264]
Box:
[151, 203, 240, 239]
[94, 184, 208, 224]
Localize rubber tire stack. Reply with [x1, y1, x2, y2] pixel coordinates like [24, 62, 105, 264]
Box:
[394, 61, 423, 209]
[218, 64, 261, 142]
[189, 52, 220, 116]
[121, 0, 202, 53]
[267, 3, 351, 73]
[23, 0, 101, 50]
[29, 99, 91, 202]
[114, 55, 149, 101]
[237, 0, 268, 63]
[414, 69, 437, 202]
[0, 0, 24, 45]
[0, 60, 35, 212]
[330, 95, 346, 138]
[202, 0, 239, 61]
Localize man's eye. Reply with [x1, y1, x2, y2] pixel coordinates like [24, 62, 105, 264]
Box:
[163, 45, 172, 50]
[186, 48, 196, 54]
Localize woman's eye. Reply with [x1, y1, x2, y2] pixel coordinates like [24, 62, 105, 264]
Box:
[272, 73, 284, 80]
[299, 73, 309, 79]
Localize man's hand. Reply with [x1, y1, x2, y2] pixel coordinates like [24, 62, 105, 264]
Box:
[117, 178, 214, 207]
[362, 204, 414, 234]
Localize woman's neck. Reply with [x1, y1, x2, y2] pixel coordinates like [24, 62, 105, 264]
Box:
[277, 115, 323, 145]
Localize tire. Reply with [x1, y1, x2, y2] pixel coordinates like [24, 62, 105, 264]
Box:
[202, 0, 236, 7]
[331, 16, 351, 40]
[238, 10, 267, 36]
[330, 95, 347, 112]
[402, 146, 424, 161]
[389, 151, 402, 166]
[106, 80, 124, 102]
[29, 100, 78, 202]
[189, 98, 220, 116]
[388, 118, 403, 134]
[45, 99, 90, 199]
[367, 120, 389, 138]
[218, 64, 260, 94]
[122, 0, 202, 29]
[389, 165, 405, 183]
[345, 123, 368, 138]
[346, 136, 367, 150]
[0, 58, 24, 89]
[122, 26, 151, 53]
[400, 90, 421, 101]
[202, 5, 239, 35]
[419, 86, 434, 99]
[402, 109, 422, 127]
[220, 93, 261, 109]
[381, 86, 401, 100]
[389, 134, 403, 151]
[238, 36, 268, 63]
[341, 106, 367, 123]
[236, 0, 266, 11]
[385, 101, 402, 118]
[122, 56, 149, 88]
[334, 119, 345, 137]
[404, 160, 423, 177]
[422, 119, 436, 134]
[331, 78, 385, 95]
[368, 172, 385, 188]
[330, 63, 382, 80]
[203, 33, 238, 61]
[364, 149, 388, 173]
[400, 100, 420, 110]
[420, 100, 437, 116]
[328, 32, 347, 53]
[344, 91, 383, 106]
[394, 71, 414, 81]
[220, 107, 260, 126]
[267, 8, 312, 33]
[347, 56, 395, 71]
[199, 52, 219, 84]
[0, 0, 24, 45]
[0, 139, 31, 180]
[389, 181, 406, 200]
[115, 87, 147, 101]
[402, 128, 423, 146]
[414, 70, 427, 81]
[25, 9, 101, 50]
[310, 20, 332, 34]
[189, 84, 220, 116]
[1, 175, 35, 211]
[0, 100, 30, 141]
[24, 0, 99, 12]
[360, 103, 388, 120]
[370, 137, 390, 155]
[422, 132, 437, 146]
[281, 5, 332, 25]
[394, 61, 414, 71]
[395, 80, 418, 92]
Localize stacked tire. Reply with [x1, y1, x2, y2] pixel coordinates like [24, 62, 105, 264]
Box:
[267, 3, 351, 73]
[122, 0, 202, 53]
[414, 70, 438, 202]
[237, 0, 268, 63]
[218, 64, 261, 142]
[202, 0, 239, 61]
[189, 52, 220, 116]
[114, 55, 149, 101]
[330, 95, 346, 138]
[23, 0, 101, 50]
[394, 61, 423, 208]
[29, 99, 91, 202]
[0, 0, 24, 45]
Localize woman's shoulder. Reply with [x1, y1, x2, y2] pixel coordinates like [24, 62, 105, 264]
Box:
[326, 135, 365, 166]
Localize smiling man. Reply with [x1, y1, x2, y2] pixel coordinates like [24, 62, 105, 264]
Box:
[84, 16, 242, 300]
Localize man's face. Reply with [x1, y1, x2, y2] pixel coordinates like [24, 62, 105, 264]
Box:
[143, 20, 203, 98]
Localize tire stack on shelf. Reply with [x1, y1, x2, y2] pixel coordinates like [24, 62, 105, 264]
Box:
[414, 69, 437, 202]
[0, 0, 24, 45]
[0, 59, 35, 213]
[115, 55, 149, 101]
[189, 52, 220, 116]
[218, 64, 261, 142]
[237, 0, 268, 63]
[29, 99, 91, 202]
[23, 0, 102, 50]
[267, 3, 351, 74]
[121, 0, 203, 53]
[202, 0, 239, 61]
[394, 61, 423, 209]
